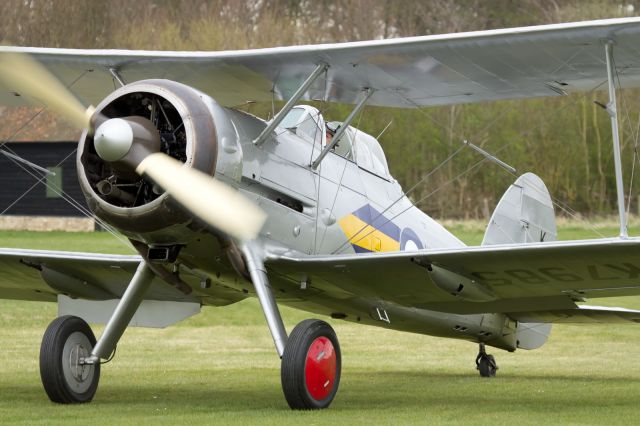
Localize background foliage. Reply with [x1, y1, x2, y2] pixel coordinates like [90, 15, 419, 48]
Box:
[2, 0, 640, 218]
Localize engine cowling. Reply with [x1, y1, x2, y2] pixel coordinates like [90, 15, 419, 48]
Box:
[77, 79, 219, 243]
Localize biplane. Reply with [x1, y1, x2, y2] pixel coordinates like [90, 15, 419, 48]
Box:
[1, 18, 640, 409]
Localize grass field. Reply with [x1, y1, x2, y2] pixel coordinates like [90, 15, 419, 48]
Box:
[1, 222, 640, 424]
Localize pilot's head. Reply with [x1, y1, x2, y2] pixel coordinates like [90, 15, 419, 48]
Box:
[326, 122, 338, 144]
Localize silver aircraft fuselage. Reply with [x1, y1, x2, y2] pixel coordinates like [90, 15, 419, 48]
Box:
[174, 103, 520, 352]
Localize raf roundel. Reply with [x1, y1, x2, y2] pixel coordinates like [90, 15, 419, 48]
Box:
[400, 228, 423, 251]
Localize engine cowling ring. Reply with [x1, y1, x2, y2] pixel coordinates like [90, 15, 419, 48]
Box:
[77, 79, 218, 240]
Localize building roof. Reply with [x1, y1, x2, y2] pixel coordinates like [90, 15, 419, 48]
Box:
[0, 106, 81, 142]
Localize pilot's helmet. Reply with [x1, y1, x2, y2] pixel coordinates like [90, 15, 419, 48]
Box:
[326, 121, 339, 136]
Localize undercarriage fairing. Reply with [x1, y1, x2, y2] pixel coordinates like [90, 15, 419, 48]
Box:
[76, 79, 226, 243]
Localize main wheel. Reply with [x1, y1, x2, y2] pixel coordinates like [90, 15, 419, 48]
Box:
[40, 315, 100, 403]
[281, 319, 341, 409]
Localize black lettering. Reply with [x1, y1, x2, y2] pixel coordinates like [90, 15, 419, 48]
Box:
[505, 269, 546, 284]
[587, 265, 619, 280]
[471, 271, 511, 286]
[538, 267, 582, 282]
[604, 263, 640, 279]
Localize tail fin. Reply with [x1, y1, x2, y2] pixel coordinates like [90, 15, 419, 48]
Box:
[484, 172, 556, 349]
[483, 172, 557, 245]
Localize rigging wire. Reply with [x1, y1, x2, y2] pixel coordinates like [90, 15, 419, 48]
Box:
[0, 148, 133, 248]
[1, 163, 123, 242]
[330, 144, 465, 254]
[416, 80, 610, 231]
[332, 78, 612, 253]
[0, 69, 133, 250]
[311, 107, 324, 254]
[311, 97, 353, 253]
[0, 108, 45, 151]
[334, 156, 488, 254]
[318, 105, 367, 252]
[625, 114, 640, 220]
[0, 149, 79, 216]
[0, 68, 88, 153]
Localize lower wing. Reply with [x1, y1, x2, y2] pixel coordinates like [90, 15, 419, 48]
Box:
[266, 237, 640, 322]
[0, 247, 244, 305]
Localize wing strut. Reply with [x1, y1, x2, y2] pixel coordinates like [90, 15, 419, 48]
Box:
[108, 67, 126, 87]
[311, 88, 373, 169]
[253, 62, 328, 146]
[605, 40, 628, 238]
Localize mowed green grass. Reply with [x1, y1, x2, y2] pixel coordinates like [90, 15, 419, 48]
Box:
[2, 222, 640, 424]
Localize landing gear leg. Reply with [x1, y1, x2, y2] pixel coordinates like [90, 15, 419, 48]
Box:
[241, 244, 287, 357]
[241, 244, 341, 409]
[84, 261, 154, 363]
[475, 343, 498, 378]
[40, 261, 154, 403]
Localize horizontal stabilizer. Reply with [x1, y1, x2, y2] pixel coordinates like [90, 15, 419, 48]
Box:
[509, 305, 640, 324]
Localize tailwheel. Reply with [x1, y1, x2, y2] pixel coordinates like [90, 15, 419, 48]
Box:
[475, 343, 498, 378]
[281, 319, 341, 409]
[40, 315, 100, 403]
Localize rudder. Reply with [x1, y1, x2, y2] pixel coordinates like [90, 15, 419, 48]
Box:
[483, 172, 555, 349]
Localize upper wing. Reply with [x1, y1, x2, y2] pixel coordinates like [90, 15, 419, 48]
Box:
[1, 18, 640, 108]
[265, 237, 640, 316]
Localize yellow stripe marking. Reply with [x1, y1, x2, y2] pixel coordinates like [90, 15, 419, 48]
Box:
[338, 214, 400, 252]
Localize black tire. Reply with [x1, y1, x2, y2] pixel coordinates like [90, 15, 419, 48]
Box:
[40, 315, 100, 403]
[478, 354, 497, 378]
[281, 319, 341, 409]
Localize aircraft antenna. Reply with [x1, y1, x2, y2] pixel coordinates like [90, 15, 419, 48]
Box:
[463, 140, 516, 174]
[375, 119, 393, 140]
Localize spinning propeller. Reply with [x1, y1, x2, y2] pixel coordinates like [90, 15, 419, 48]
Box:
[0, 53, 266, 241]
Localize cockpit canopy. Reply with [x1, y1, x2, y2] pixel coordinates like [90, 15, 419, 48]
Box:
[326, 121, 390, 178]
[280, 105, 324, 146]
[280, 106, 390, 179]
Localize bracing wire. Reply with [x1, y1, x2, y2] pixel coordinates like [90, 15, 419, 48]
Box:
[0, 149, 133, 249]
[0, 69, 133, 250]
[625, 114, 640, 220]
[319, 105, 368, 253]
[331, 144, 466, 254]
[331, 78, 613, 253]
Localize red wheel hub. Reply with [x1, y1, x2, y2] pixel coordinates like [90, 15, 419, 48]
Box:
[304, 336, 336, 401]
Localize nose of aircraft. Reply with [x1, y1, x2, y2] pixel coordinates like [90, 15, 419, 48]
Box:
[0, 51, 266, 241]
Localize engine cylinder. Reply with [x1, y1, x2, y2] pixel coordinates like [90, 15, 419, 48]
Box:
[77, 79, 218, 242]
